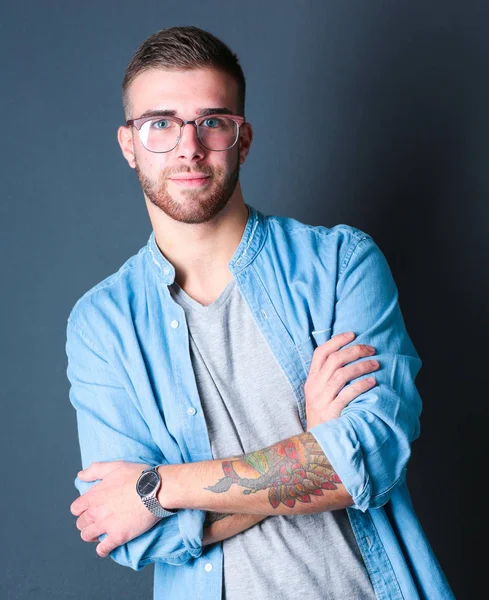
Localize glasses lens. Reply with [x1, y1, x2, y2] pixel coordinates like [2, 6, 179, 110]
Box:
[139, 118, 180, 152]
[198, 116, 238, 151]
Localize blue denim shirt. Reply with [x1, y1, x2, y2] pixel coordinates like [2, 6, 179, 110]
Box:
[66, 204, 455, 600]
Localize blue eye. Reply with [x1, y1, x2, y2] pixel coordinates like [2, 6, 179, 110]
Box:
[203, 118, 221, 128]
[152, 119, 170, 129]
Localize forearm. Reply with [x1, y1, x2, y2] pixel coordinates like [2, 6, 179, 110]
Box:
[202, 512, 268, 546]
[158, 432, 353, 515]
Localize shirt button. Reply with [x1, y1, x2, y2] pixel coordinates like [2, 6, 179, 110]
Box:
[170, 320, 179, 328]
[187, 407, 196, 416]
[204, 563, 213, 572]
[163, 267, 170, 275]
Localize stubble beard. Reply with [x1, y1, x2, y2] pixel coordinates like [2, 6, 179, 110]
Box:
[135, 150, 241, 225]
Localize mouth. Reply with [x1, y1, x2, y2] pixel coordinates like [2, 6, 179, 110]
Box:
[169, 175, 211, 187]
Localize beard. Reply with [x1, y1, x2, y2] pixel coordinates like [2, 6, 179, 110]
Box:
[134, 149, 241, 225]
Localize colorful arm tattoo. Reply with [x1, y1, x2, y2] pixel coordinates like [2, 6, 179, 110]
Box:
[205, 432, 342, 510]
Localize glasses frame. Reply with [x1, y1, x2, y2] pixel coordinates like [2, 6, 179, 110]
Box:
[125, 113, 246, 153]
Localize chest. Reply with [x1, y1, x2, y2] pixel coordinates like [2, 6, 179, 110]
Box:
[120, 261, 337, 463]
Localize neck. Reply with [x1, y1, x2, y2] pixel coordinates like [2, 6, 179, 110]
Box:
[147, 191, 249, 291]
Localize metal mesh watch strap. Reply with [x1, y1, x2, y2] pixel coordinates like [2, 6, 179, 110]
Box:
[142, 495, 176, 518]
[139, 464, 177, 518]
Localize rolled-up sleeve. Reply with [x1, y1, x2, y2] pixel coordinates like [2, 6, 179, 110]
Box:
[66, 318, 204, 570]
[309, 234, 422, 512]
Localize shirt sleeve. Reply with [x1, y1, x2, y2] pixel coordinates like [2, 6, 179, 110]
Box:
[65, 317, 204, 570]
[309, 234, 423, 512]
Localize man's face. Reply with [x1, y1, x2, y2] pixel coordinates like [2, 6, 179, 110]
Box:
[118, 68, 252, 225]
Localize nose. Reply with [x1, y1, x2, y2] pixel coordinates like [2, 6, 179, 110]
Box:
[176, 122, 206, 160]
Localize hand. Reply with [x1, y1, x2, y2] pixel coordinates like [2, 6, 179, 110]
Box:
[70, 461, 161, 558]
[304, 331, 379, 430]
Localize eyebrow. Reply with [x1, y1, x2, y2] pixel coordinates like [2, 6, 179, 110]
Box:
[136, 107, 235, 119]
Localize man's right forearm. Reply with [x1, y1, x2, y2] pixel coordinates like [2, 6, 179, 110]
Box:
[202, 512, 268, 546]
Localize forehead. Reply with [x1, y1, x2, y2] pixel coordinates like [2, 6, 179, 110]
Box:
[127, 68, 240, 118]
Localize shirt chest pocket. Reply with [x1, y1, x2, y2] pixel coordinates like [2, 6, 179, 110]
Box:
[296, 328, 332, 373]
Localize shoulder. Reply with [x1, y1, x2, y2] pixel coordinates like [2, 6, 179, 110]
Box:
[66, 240, 150, 343]
[265, 213, 374, 274]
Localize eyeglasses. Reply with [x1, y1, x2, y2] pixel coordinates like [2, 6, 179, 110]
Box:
[126, 113, 246, 153]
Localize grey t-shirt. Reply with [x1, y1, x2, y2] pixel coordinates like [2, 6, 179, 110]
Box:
[169, 277, 376, 600]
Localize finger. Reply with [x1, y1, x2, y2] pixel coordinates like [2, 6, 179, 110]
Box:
[333, 343, 377, 369]
[78, 461, 122, 481]
[324, 359, 379, 400]
[70, 496, 88, 517]
[81, 523, 105, 543]
[96, 537, 117, 558]
[76, 510, 95, 531]
[319, 343, 376, 385]
[340, 358, 380, 384]
[335, 376, 377, 409]
[309, 331, 356, 373]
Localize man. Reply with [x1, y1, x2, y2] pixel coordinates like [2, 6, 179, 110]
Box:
[67, 26, 454, 600]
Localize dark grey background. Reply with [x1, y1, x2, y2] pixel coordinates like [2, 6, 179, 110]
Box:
[1, 1, 485, 598]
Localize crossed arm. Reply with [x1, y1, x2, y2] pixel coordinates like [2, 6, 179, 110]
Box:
[72, 430, 353, 556]
[160, 431, 352, 514]
[164, 430, 353, 545]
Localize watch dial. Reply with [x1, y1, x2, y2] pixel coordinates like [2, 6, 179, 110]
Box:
[137, 470, 159, 496]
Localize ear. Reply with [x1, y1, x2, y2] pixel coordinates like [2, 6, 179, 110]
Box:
[117, 125, 136, 169]
[239, 122, 253, 165]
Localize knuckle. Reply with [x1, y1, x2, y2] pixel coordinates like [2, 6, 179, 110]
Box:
[325, 351, 339, 367]
[314, 344, 329, 360]
[329, 370, 342, 385]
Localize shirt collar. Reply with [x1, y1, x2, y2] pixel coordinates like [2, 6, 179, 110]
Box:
[146, 203, 267, 285]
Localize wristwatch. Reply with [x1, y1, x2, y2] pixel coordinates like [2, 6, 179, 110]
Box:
[136, 464, 177, 518]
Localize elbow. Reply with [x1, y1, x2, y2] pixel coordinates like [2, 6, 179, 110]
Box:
[345, 413, 413, 512]
[356, 467, 408, 511]
[309, 402, 417, 513]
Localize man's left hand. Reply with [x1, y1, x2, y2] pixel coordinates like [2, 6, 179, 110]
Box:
[70, 461, 161, 558]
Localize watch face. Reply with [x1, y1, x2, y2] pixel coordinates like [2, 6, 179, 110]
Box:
[137, 470, 160, 497]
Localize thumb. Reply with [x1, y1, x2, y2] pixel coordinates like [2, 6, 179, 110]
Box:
[78, 461, 121, 481]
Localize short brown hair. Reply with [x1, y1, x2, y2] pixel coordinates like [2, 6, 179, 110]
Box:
[122, 26, 246, 120]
